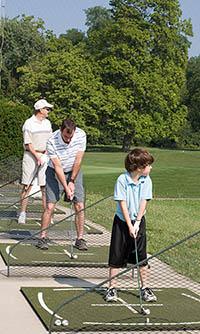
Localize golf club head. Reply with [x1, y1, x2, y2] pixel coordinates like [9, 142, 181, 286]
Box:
[141, 307, 150, 315]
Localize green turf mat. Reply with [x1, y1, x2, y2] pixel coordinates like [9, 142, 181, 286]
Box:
[0, 218, 103, 237]
[0, 203, 65, 214]
[0, 243, 109, 267]
[20, 287, 200, 332]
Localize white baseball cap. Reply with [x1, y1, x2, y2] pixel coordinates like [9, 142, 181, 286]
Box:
[34, 99, 53, 110]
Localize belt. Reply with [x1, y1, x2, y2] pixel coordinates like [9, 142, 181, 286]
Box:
[35, 150, 46, 154]
[25, 149, 46, 154]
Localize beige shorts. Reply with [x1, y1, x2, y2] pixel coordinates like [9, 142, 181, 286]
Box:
[21, 151, 47, 186]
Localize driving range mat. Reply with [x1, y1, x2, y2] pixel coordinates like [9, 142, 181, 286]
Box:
[20, 287, 200, 332]
[0, 243, 109, 267]
[0, 218, 103, 238]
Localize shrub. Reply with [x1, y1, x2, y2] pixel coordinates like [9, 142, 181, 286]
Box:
[0, 98, 31, 159]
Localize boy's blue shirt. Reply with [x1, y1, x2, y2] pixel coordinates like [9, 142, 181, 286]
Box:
[114, 171, 152, 221]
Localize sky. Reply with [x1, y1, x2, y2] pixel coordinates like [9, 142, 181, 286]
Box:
[2, 0, 200, 58]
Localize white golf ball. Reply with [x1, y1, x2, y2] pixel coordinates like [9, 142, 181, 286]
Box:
[73, 254, 78, 259]
[62, 319, 69, 326]
[145, 308, 150, 315]
[54, 319, 62, 326]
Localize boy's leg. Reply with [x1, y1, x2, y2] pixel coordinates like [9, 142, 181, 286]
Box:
[139, 265, 157, 302]
[108, 267, 119, 288]
[105, 267, 119, 302]
[139, 264, 149, 288]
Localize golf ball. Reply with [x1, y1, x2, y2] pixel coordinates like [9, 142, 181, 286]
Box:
[62, 319, 69, 326]
[73, 254, 78, 259]
[54, 319, 62, 326]
[145, 309, 150, 315]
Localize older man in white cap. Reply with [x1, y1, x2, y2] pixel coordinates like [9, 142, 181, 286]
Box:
[18, 98, 53, 224]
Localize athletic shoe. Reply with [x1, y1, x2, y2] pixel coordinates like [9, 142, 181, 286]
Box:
[18, 212, 26, 224]
[141, 287, 157, 302]
[104, 287, 118, 302]
[36, 238, 49, 250]
[74, 238, 88, 251]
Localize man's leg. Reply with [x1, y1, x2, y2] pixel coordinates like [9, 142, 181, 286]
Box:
[74, 201, 84, 239]
[36, 202, 56, 250]
[40, 185, 46, 211]
[18, 184, 32, 224]
[74, 201, 88, 250]
[40, 202, 56, 239]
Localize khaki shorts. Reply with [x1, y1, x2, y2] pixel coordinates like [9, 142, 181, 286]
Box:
[46, 166, 84, 204]
[21, 151, 47, 186]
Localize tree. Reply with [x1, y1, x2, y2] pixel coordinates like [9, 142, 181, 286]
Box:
[85, 6, 112, 32]
[59, 28, 86, 45]
[0, 15, 48, 96]
[16, 45, 104, 144]
[87, 0, 192, 149]
[185, 56, 200, 131]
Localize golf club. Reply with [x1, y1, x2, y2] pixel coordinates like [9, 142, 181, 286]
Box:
[134, 237, 150, 315]
[64, 201, 78, 259]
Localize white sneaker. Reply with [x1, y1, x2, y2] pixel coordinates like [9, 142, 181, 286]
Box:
[18, 212, 26, 224]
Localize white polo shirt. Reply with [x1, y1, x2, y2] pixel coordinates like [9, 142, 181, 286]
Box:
[47, 128, 86, 173]
[23, 115, 52, 151]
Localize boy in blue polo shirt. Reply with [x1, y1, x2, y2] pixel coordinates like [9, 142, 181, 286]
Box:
[105, 148, 157, 303]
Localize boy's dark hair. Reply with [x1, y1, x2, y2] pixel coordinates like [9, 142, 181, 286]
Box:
[125, 148, 154, 172]
[61, 119, 76, 134]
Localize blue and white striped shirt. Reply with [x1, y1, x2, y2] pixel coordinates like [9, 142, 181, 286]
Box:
[47, 128, 86, 172]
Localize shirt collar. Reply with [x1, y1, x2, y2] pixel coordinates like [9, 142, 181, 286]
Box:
[125, 171, 146, 185]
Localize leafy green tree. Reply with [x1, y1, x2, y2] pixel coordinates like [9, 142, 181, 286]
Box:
[185, 56, 200, 131]
[16, 45, 104, 143]
[85, 6, 112, 32]
[59, 28, 86, 45]
[0, 15, 48, 96]
[87, 0, 192, 149]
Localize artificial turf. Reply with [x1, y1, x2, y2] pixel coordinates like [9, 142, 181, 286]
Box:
[20, 286, 200, 332]
[0, 218, 103, 237]
[0, 243, 109, 267]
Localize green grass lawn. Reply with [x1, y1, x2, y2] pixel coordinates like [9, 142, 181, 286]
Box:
[83, 149, 200, 197]
[80, 149, 200, 282]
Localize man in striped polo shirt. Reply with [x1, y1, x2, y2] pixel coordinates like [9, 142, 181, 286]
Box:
[36, 118, 87, 251]
[18, 99, 53, 224]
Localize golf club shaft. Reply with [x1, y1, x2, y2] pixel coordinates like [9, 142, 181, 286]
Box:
[134, 237, 143, 311]
[70, 201, 74, 257]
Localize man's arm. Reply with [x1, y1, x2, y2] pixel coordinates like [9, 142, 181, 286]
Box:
[51, 157, 72, 199]
[70, 151, 85, 182]
[25, 143, 43, 166]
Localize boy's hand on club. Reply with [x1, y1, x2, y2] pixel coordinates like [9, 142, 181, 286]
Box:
[132, 220, 140, 238]
[129, 224, 136, 238]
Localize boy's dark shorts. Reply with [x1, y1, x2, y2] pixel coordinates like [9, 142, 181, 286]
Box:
[108, 214, 148, 268]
